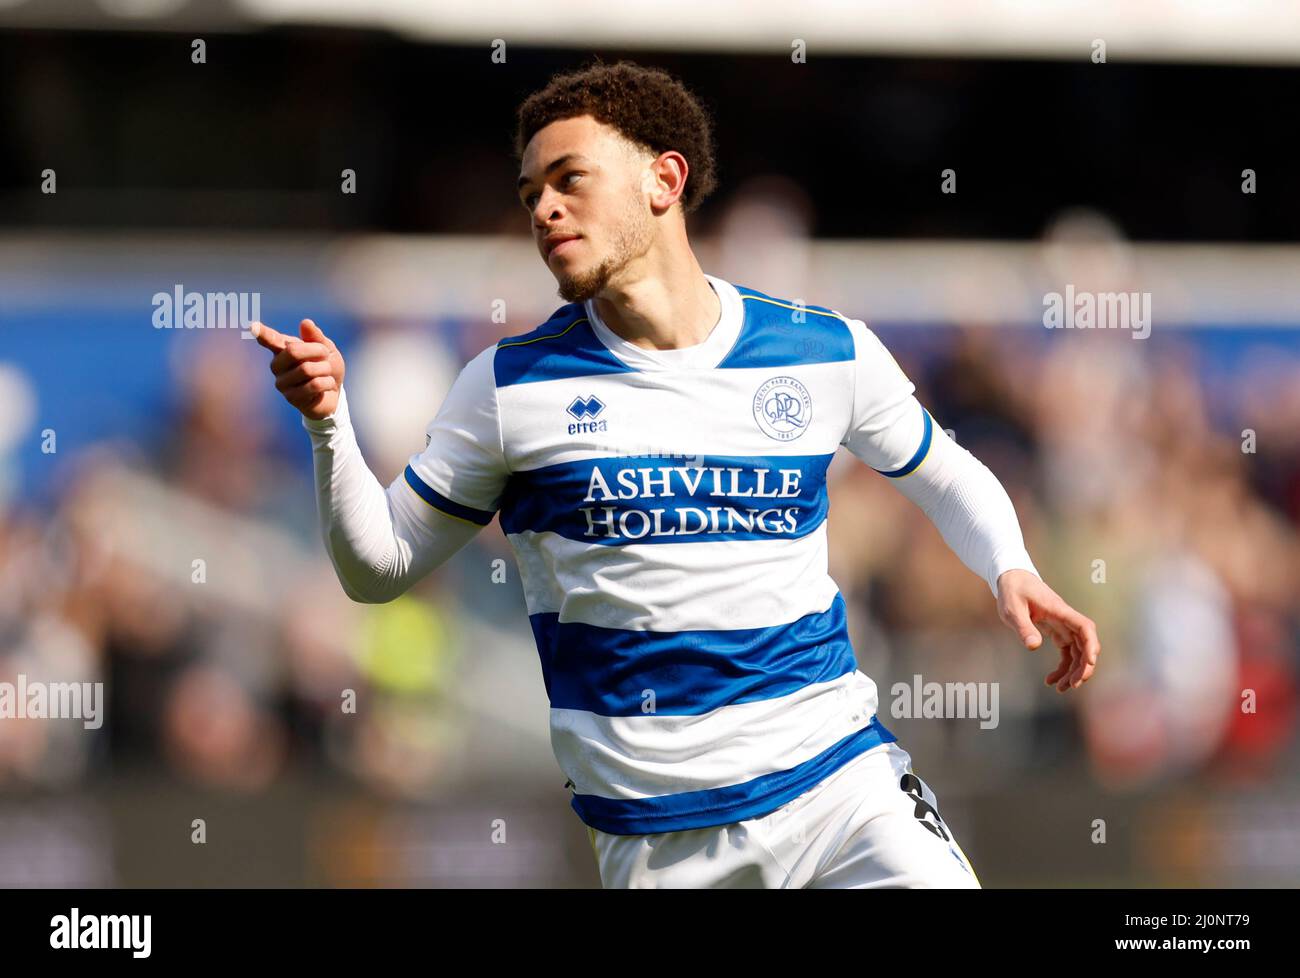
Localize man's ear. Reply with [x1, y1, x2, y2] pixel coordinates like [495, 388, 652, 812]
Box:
[644, 154, 688, 214]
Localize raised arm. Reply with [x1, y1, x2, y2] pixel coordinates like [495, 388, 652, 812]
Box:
[253, 319, 506, 603]
[839, 317, 1100, 692]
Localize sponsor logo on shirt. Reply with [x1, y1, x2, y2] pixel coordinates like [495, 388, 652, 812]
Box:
[580, 463, 807, 539]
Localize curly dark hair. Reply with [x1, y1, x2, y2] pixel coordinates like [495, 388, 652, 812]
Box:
[514, 59, 719, 214]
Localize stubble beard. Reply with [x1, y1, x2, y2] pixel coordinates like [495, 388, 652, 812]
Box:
[555, 193, 654, 304]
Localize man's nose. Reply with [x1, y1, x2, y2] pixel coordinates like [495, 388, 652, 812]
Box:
[532, 188, 565, 226]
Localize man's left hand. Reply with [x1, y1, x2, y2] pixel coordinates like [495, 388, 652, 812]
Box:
[995, 569, 1101, 693]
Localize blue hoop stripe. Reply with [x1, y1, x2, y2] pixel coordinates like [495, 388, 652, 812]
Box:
[403, 465, 495, 526]
[875, 407, 933, 479]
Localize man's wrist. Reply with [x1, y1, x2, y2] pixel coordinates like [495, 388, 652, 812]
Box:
[990, 554, 1040, 596]
[302, 386, 349, 433]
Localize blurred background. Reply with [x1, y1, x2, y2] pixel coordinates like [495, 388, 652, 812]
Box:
[1, 1, 1298, 887]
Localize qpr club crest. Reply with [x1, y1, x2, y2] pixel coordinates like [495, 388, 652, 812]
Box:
[753, 375, 812, 441]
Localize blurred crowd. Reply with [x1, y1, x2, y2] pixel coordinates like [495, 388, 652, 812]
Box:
[1, 195, 1298, 816]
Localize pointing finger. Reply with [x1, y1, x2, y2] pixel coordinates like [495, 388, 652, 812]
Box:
[251, 321, 288, 354]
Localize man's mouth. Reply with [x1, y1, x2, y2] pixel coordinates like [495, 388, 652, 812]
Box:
[546, 234, 581, 258]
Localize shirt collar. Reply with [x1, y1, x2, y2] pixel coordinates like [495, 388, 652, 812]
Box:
[583, 273, 742, 370]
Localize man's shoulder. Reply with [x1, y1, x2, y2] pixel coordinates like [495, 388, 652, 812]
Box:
[487, 302, 631, 389]
[731, 281, 847, 323]
[495, 301, 588, 350]
[721, 281, 857, 369]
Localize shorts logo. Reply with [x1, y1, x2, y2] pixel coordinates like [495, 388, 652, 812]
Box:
[900, 772, 951, 841]
[753, 376, 812, 441]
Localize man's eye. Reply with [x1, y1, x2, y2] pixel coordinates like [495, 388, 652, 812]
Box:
[524, 173, 581, 208]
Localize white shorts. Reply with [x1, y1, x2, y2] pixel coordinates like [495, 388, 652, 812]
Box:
[586, 741, 981, 888]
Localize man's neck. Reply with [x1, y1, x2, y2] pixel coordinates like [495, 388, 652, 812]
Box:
[591, 259, 721, 353]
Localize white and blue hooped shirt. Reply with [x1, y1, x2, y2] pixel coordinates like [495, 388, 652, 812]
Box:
[401, 273, 935, 835]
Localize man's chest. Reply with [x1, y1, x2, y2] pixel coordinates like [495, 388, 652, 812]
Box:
[495, 365, 853, 543]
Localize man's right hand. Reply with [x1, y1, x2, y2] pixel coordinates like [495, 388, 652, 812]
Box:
[252, 319, 346, 420]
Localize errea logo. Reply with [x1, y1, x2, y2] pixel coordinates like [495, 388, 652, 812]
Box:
[567, 395, 608, 435]
[568, 395, 604, 419]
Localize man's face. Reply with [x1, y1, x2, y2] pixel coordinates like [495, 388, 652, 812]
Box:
[517, 115, 656, 303]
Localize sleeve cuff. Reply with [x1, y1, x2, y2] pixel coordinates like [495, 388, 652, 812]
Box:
[988, 549, 1040, 596]
[302, 386, 350, 435]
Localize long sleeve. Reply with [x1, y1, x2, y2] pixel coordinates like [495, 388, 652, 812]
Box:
[838, 317, 1038, 596]
[301, 344, 510, 603]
